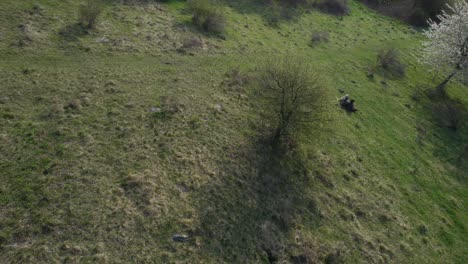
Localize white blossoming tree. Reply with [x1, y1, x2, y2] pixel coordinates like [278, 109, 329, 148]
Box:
[422, 1, 468, 94]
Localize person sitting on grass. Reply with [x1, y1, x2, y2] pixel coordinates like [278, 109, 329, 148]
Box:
[338, 94, 349, 105]
[338, 94, 358, 113]
[345, 99, 358, 112]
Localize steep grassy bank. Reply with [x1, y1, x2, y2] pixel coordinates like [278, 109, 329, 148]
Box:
[0, 0, 467, 263]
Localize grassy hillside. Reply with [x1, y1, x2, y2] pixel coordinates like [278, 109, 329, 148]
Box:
[0, 0, 467, 263]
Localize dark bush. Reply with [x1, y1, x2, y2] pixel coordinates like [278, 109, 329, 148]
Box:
[188, 0, 226, 35]
[182, 36, 204, 49]
[315, 0, 350, 16]
[78, 0, 103, 30]
[410, 88, 423, 101]
[257, 56, 327, 144]
[376, 48, 406, 78]
[310, 31, 330, 46]
[225, 66, 251, 88]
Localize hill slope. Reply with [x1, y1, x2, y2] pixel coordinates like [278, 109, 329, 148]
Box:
[0, 0, 467, 263]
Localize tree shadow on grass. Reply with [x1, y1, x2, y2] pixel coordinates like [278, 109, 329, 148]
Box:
[421, 91, 468, 183]
[192, 137, 324, 262]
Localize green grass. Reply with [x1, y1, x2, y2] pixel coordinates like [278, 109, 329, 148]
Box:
[0, 0, 467, 263]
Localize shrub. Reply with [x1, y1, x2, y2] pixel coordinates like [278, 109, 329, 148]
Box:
[264, 0, 311, 25]
[310, 31, 329, 46]
[160, 95, 184, 114]
[188, 0, 226, 35]
[268, 2, 282, 26]
[315, 0, 350, 16]
[257, 56, 327, 144]
[410, 88, 423, 101]
[225, 66, 250, 87]
[376, 48, 406, 78]
[78, 0, 103, 30]
[181, 36, 204, 49]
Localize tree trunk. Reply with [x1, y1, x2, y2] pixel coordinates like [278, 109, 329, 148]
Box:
[436, 70, 458, 95]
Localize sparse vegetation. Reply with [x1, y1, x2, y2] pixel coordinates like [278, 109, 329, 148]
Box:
[310, 31, 330, 46]
[78, 0, 103, 30]
[188, 0, 226, 35]
[225, 66, 250, 88]
[181, 36, 204, 49]
[376, 48, 406, 78]
[0, 0, 467, 263]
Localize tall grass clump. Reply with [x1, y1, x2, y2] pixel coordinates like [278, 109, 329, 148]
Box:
[188, 0, 226, 35]
[376, 48, 406, 78]
[78, 0, 103, 30]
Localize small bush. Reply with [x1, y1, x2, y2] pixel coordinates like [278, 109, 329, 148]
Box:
[376, 48, 406, 78]
[181, 36, 204, 49]
[160, 95, 184, 114]
[268, 2, 282, 26]
[264, 0, 309, 26]
[315, 0, 350, 16]
[411, 88, 423, 101]
[225, 66, 251, 88]
[78, 0, 103, 30]
[188, 0, 226, 35]
[257, 56, 328, 144]
[310, 31, 329, 46]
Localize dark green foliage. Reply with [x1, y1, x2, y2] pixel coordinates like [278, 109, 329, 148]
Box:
[188, 0, 226, 35]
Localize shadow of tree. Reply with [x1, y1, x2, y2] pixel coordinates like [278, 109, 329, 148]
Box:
[421, 91, 468, 182]
[192, 137, 323, 262]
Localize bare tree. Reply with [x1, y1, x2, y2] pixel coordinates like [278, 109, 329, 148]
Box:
[257, 56, 328, 144]
[422, 1, 468, 94]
